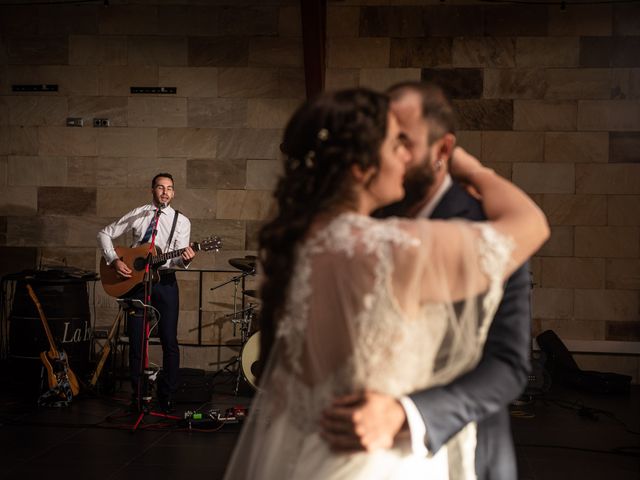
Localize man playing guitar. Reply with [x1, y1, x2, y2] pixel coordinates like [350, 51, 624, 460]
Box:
[97, 173, 196, 413]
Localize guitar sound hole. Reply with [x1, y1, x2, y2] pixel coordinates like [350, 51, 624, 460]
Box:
[133, 257, 147, 271]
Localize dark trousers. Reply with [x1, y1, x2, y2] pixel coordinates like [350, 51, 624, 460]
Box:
[127, 271, 180, 401]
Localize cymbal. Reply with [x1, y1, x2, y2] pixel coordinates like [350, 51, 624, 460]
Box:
[243, 289, 259, 299]
[228, 257, 256, 273]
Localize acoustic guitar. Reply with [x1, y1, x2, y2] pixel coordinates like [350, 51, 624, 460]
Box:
[26, 284, 80, 402]
[99, 236, 222, 298]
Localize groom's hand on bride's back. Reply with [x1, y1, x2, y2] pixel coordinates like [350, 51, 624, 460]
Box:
[319, 390, 407, 452]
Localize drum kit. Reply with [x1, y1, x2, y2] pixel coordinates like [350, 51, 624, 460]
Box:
[210, 255, 261, 395]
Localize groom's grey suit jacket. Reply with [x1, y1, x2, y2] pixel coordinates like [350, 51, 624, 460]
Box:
[410, 182, 531, 480]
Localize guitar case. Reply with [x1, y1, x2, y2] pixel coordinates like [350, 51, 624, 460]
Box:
[537, 330, 631, 394]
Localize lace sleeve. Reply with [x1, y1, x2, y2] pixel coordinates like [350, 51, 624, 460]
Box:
[473, 223, 514, 315]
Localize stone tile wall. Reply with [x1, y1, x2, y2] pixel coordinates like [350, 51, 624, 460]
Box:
[1, 0, 638, 379]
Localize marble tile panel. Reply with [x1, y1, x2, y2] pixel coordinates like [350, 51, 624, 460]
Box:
[613, 4, 640, 35]
[38, 186, 96, 216]
[171, 187, 218, 220]
[453, 100, 513, 130]
[541, 257, 605, 289]
[0, 126, 38, 156]
[68, 96, 128, 127]
[157, 128, 217, 158]
[575, 226, 639, 258]
[248, 38, 303, 68]
[188, 37, 249, 67]
[187, 98, 247, 128]
[483, 5, 548, 36]
[159, 67, 218, 98]
[545, 69, 612, 100]
[246, 159, 280, 191]
[128, 97, 187, 128]
[390, 38, 451, 68]
[544, 132, 609, 163]
[247, 99, 301, 129]
[6, 36, 67, 65]
[452, 37, 515, 68]
[7, 96, 68, 126]
[218, 68, 279, 98]
[516, 37, 579, 67]
[513, 100, 577, 131]
[538, 226, 574, 257]
[328, 5, 359, 37]
[482, 131, 544, 163]
[576, 164, 640, 194]
[575, 289, 638, 321]
[98, 4, 158, 35]
[8, 156, 67, 186]
[127, 36, 188, 66]
[483, 68, 546, 99]
[513, 163, 575, 194]
[609, 132, 640, 163]
[531, 288, 573, 319]
[39, 127, 97, 156]
[98, 66, 159, 96]
[606, 259, 640, 290]
[607, 195, 640, 226]
[328, 37, 390, 68]
[216, 190, 274, 220]
[216, 129, 281, 159]
[68, 35, 127, 66]
[542, 194, 607, 226]
[187, 158, 246, 190]
[548, 4, 612, 36]
[325, 69, 360, 90]
[97, 128, 157, 157]
[0, 186, 37, 216]
[359, 68, 421, 92]
[278, 4, 302, 37]
[578, 100, 640, 131]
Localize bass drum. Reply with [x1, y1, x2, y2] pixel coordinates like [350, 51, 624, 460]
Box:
[240, 332, 261, 390]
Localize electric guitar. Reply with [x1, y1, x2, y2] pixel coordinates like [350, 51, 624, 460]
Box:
[99, 236, 222, 298]
[26, 284, 80, 402]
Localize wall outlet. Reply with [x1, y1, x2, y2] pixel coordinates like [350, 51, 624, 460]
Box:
[93, 118, 110, 128]
[66, 117, 84, 127]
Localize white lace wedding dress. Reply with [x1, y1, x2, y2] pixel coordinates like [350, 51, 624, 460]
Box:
[224, 213, 513, 480]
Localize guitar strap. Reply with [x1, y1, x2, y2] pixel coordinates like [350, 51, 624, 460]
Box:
[165, 209, 180, 252]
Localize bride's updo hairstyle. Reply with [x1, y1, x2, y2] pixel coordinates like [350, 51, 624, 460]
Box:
[258, 88, 389, 368]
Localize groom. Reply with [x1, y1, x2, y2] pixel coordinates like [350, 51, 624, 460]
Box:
[320, 82, 532, 480]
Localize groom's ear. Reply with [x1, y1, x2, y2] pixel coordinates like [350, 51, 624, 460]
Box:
[438, 133, 456, 170]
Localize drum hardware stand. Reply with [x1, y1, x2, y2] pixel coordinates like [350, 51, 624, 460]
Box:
[208, 304, 256, 396]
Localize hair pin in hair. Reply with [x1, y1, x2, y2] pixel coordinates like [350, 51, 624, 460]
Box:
[317, 128, 329, 142]
[304, 150, 316, 168]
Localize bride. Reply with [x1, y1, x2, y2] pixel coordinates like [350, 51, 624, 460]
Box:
[223, 88, 548, 479]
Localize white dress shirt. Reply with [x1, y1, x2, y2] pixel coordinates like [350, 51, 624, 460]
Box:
[400, 173, 453, 456]
[97, 203, 192, 270]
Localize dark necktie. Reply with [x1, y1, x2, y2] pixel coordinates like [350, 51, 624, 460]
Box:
[140, 211, 159, 243]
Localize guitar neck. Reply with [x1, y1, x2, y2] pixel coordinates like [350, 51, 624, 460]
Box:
[152, 242, 200, 265]
[26, 284, 59, 356]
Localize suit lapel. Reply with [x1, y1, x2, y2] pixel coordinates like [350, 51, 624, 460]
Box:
[429, 183, 473, 220]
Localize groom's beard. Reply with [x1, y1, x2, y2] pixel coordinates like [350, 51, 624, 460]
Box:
[372, 153, 436, 219]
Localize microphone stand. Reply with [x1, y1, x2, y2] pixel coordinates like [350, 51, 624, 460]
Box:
[131, 204, 180, 431]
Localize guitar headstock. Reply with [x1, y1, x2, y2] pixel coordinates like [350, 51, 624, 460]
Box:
[195, 236, 222, 252]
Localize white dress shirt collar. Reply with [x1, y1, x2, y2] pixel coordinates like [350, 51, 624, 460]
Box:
[416, 174, 453, 219]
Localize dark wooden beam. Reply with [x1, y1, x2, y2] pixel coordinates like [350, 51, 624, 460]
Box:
[300, 0, 326, 99]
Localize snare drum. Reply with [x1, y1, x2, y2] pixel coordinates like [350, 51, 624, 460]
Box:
[240, 332, 261, 390]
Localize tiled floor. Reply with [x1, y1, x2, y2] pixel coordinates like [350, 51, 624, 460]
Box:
[0, 365, 638, 480]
